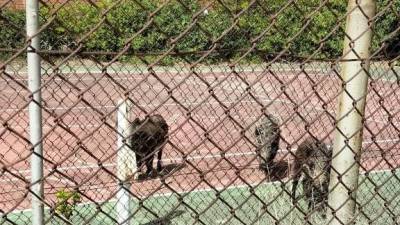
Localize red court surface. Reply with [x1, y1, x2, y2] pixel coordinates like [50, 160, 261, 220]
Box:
[1, 65, 399, 212]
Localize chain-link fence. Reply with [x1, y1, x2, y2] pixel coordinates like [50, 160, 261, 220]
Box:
[1, 0, 400, 224]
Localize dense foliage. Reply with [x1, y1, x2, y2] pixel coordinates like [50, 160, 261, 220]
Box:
[0, 0, 399, 63]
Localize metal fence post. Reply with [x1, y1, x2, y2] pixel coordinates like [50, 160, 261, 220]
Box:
[116, 99, 136, 225]
[26, 0, 44, 224]
[328, 0, 376, 224]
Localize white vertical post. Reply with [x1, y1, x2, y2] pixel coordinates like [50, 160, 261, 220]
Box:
[328, 1, 376, 225]
[26, 0, 44, 224]
[116, 99, 136, 225]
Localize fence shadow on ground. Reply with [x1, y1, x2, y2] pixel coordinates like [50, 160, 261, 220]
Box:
[141, 210, 186, 225]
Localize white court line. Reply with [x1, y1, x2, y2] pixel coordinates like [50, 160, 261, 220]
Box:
[10, 151, 257, 175]
[362, 138, 400, 145]
[4, 94, 396, 127]
[0, 175, 76, 185]
[0, 81, 275, 113]
[1, 96, 267, 112]
[2, 102, 398, 127]
[9, 138, 400, 176]
[3, 79, 399, 125]
[0, 73, 222, 83]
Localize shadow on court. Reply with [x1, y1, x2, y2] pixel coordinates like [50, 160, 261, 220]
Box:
[137, 163, 186, 181]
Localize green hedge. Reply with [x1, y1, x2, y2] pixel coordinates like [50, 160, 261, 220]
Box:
[0, 0, 399, 63]
[0, 9, 25, 59]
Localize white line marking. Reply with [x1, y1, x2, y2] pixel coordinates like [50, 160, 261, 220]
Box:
[9, 138, 399, 175]
[362, 139, 400, 145]
[2, 98, 395, 129]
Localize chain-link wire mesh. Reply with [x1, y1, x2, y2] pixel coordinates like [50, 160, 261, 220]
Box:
[1, 0, 400, 224]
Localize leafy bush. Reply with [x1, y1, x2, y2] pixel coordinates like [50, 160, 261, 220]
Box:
[55, 189, 81, 220]
[373, 0, 400, 58]
[0, 9, 25, 59]
[107, 0, 156, 52]
[57, 2, 118, 53]
[0, 0, 398, 63]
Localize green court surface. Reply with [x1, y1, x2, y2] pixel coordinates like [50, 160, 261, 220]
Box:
[3, 169, 400, 225]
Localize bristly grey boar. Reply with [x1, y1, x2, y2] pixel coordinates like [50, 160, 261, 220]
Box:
[291, 137, 332, 217]
[130, 114, 169, 177]
[254, 114, 280, 171]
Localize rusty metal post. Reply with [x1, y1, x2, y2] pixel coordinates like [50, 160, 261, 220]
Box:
[328, 0, 376, 224]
